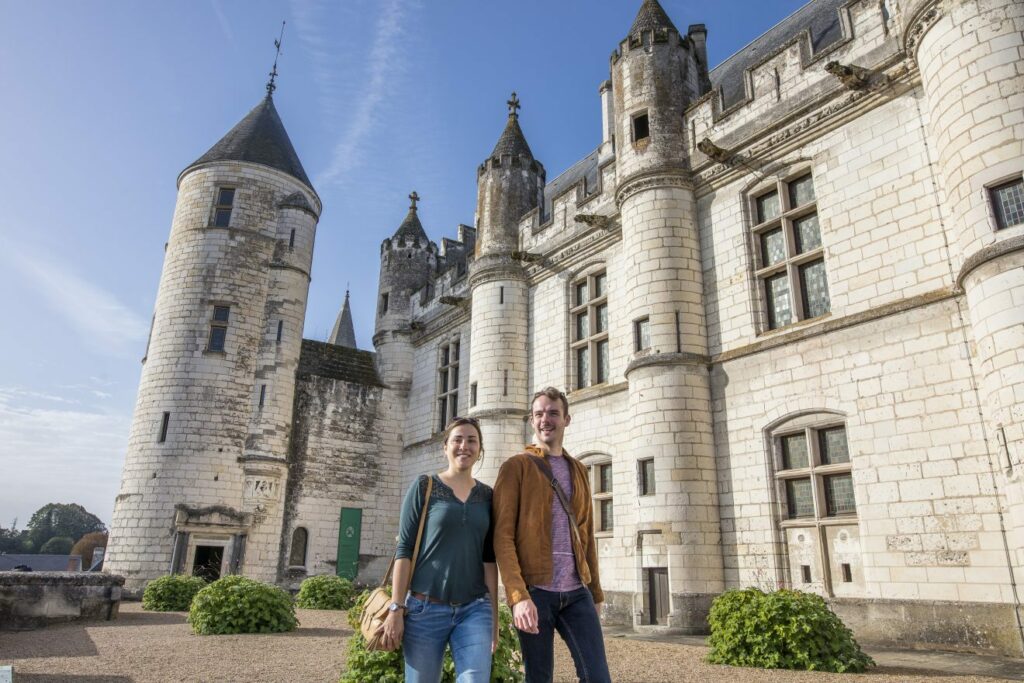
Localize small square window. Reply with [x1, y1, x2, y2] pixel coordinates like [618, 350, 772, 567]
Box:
[208, 326, 227, 352]
[213, 306, 230, 323]
[991, 178, 1024, 229]
[632, 112, 650, 142]
[639, 458, 655, 495]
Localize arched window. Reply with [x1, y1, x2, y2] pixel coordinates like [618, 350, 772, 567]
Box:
[769, 413, 860, 596]
[289, 527, 308, 567]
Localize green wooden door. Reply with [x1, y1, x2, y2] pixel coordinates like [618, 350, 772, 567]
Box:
[336, 508, 362, 580]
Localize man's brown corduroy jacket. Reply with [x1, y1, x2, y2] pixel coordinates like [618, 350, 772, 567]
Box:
[492, 445, 604, 607]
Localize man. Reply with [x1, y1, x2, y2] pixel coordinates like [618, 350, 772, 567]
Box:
[493, 387, 611, 683]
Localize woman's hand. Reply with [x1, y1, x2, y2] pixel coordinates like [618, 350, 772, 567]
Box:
[380, 609, 404, 651]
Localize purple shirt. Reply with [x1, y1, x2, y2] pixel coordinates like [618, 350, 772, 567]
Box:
[534, 454, 583, 592]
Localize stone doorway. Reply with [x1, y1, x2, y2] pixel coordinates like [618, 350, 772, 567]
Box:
[644, 567, 669, 625]
[193, 545, 224, 582]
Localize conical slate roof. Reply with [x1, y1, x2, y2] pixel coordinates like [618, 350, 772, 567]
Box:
[329, 291, 357, 349]
[490, 115, 534, 159]
[629, 0, 678, 35]
[183, 95, 313, 190]
[393, 206, 428, 242]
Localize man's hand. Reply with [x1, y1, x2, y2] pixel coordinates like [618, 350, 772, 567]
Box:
[513, 599, 539, 634]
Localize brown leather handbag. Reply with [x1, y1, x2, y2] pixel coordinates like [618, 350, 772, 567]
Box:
[360, 475, 432, 651]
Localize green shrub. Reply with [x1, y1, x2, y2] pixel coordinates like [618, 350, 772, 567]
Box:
[142, 574, 207, 611]
[39, 536, 74, 554]
[341, 591, 522, 683]
[706, 588, 874, 673]
[187, 575, 297, 635]
[296, 575, 356, 610]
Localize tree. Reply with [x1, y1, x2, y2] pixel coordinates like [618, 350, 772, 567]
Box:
[40, 536, 74, 554]
[0, 519, 29, 554]
[71, 532, 109, 568]
[26, 504, 106, 553]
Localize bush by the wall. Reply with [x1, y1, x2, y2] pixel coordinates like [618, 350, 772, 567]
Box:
[70, 531, 108, 568]
[39, 536, 74, 554]
[187, 575, 297, 635]
[296, 575, 356, 610]
[706, 588, 874, 673]
[142, 574, 207, 612]
[341, 590, 523, 683]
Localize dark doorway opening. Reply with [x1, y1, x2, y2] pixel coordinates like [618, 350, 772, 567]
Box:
[193, 545, 224, 582]
[645, 567, 669, 625]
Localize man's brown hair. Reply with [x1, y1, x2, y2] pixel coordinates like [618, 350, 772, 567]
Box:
[530, 386, 570, 416]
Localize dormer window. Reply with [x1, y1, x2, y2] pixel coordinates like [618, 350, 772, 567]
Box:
[214, 188, 235, 228]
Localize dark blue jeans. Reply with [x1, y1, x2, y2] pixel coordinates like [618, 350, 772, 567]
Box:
[517, 586, 611, 683]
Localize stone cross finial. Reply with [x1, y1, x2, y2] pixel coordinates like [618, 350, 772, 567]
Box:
[409, 191, 420, 210]
[507, 92, 521, 118]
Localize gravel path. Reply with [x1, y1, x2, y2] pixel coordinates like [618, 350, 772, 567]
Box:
[0, 603, 1013, 682]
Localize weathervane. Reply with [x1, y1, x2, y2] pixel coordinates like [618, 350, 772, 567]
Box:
[267, 21, 286, 95]
[507, 91, 521, 118]
[409, 191, 420, 210]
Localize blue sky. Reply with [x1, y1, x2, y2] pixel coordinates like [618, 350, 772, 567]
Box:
[0, 0, 809, 528]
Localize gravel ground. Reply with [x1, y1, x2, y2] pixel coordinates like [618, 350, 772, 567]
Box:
[0, 603, 1013, 683]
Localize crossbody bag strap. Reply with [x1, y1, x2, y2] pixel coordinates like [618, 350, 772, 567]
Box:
[379, 474, 434, 588]
[528, 455, 583, 547]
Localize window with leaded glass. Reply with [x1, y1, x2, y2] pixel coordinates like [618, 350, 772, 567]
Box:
[776, 423, 854, 520]
[570, 271, 610, 389]
[437, 340, 460, 430]
[991, 177, 1024, 230]
[213, 187, 235, 228]
[752, 173, 830, 330]
[586, 457, 614, 533]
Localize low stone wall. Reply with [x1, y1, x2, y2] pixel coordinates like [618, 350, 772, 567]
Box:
[831, 597, 1024, 658]
[0, 572, 124, 630]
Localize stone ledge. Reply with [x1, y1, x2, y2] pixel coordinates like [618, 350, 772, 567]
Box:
[0, 571, 125, 630]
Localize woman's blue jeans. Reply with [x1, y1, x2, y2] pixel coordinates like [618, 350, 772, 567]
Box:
[403, 593, 493, 683]
[517, 586, 611, 683]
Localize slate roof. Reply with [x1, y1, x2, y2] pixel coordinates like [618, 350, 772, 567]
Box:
[629, 0, 678, 36]
[0, 554, 81, 571]
[392, 206, 429, 242]
[329, 291, 357, 349]
[183, 95, 313, 190]
[542, 147, 601, 223]
[709, 0, 849, 111]
[298, 339, 383, 387]
[490, 115, 534, 159]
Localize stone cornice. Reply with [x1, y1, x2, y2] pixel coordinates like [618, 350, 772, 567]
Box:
[410, 306, 470, 346]
[694, 55, 915, 195]
[269, 260, 311, 281]
[956, 234, 1024, 289]
[468, 407, 530, 421]
[525, 221, 623, 285]
[468, 255, 527, 288]
[624, 352, 710, 378]
[615, 168, 692, 207]
[903, 0, 943, 61]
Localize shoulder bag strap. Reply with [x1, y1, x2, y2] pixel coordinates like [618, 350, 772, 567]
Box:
[379, 474, 434, 588]
[528, 456, 583, 548]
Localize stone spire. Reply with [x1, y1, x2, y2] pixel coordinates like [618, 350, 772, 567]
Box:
[329, 289, 357, 348]
[489, 92, 534, 159]
[182, 95, 313, 190]
[392, 191, 429, 242]
[629, 0, 678, 36]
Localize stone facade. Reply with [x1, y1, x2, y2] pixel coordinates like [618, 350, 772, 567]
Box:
[106, 0, 1023, 656]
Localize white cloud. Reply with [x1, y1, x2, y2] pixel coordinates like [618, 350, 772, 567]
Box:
[3, 247, 149, 358]
[210, 0, 237, 49]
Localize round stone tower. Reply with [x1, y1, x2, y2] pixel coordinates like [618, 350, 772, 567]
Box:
[611, 0, 724, 631]
[468, 94, 544, 482]
[373, 193, 437, 392]
[105, 92, 321, 593]
[903, 0, 1024, 584]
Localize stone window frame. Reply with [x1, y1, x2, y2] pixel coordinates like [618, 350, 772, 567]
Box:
[633, 316, 651, 353]
[581, 453, 614, 535]
[638, 457, 655, 496]
[749, 171, 830, 331]
[570, 268, 610, 390]
[288, 527, 308, 568]
[206, 303, 231, 353]
[436, 338, 460, 431]
[631, 109, 650, 143]
[769, 412, 857, 594]
[212, 186, 236, 228]
[987, 174, 1024, 231]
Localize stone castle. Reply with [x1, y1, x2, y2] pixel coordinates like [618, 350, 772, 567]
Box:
[105, 0, 1024, 656]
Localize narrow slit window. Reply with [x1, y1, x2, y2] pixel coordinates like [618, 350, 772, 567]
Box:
[276, 320, 284, 343]
[841, 563, 853, 583]
[289, 229, 296, 249]
[632, 112, 650, 142]
[381, 293, 389, 315]
[258, 384, 267, 409]
[470, 382, 477, 408]
[158, 412, 170, 443]
[634, 317, 650, 352]
[801, 565, 812, 584]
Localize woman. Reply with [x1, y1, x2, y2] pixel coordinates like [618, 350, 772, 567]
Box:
[380, 416, 498, 683]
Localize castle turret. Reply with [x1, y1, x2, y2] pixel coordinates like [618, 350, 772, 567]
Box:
[903, 0, 1024, 587]
[105, 90, 321, 592]
[373, 193, 437, 392]
[468, 95, 544, 481]
[611, 0, 724, 631]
